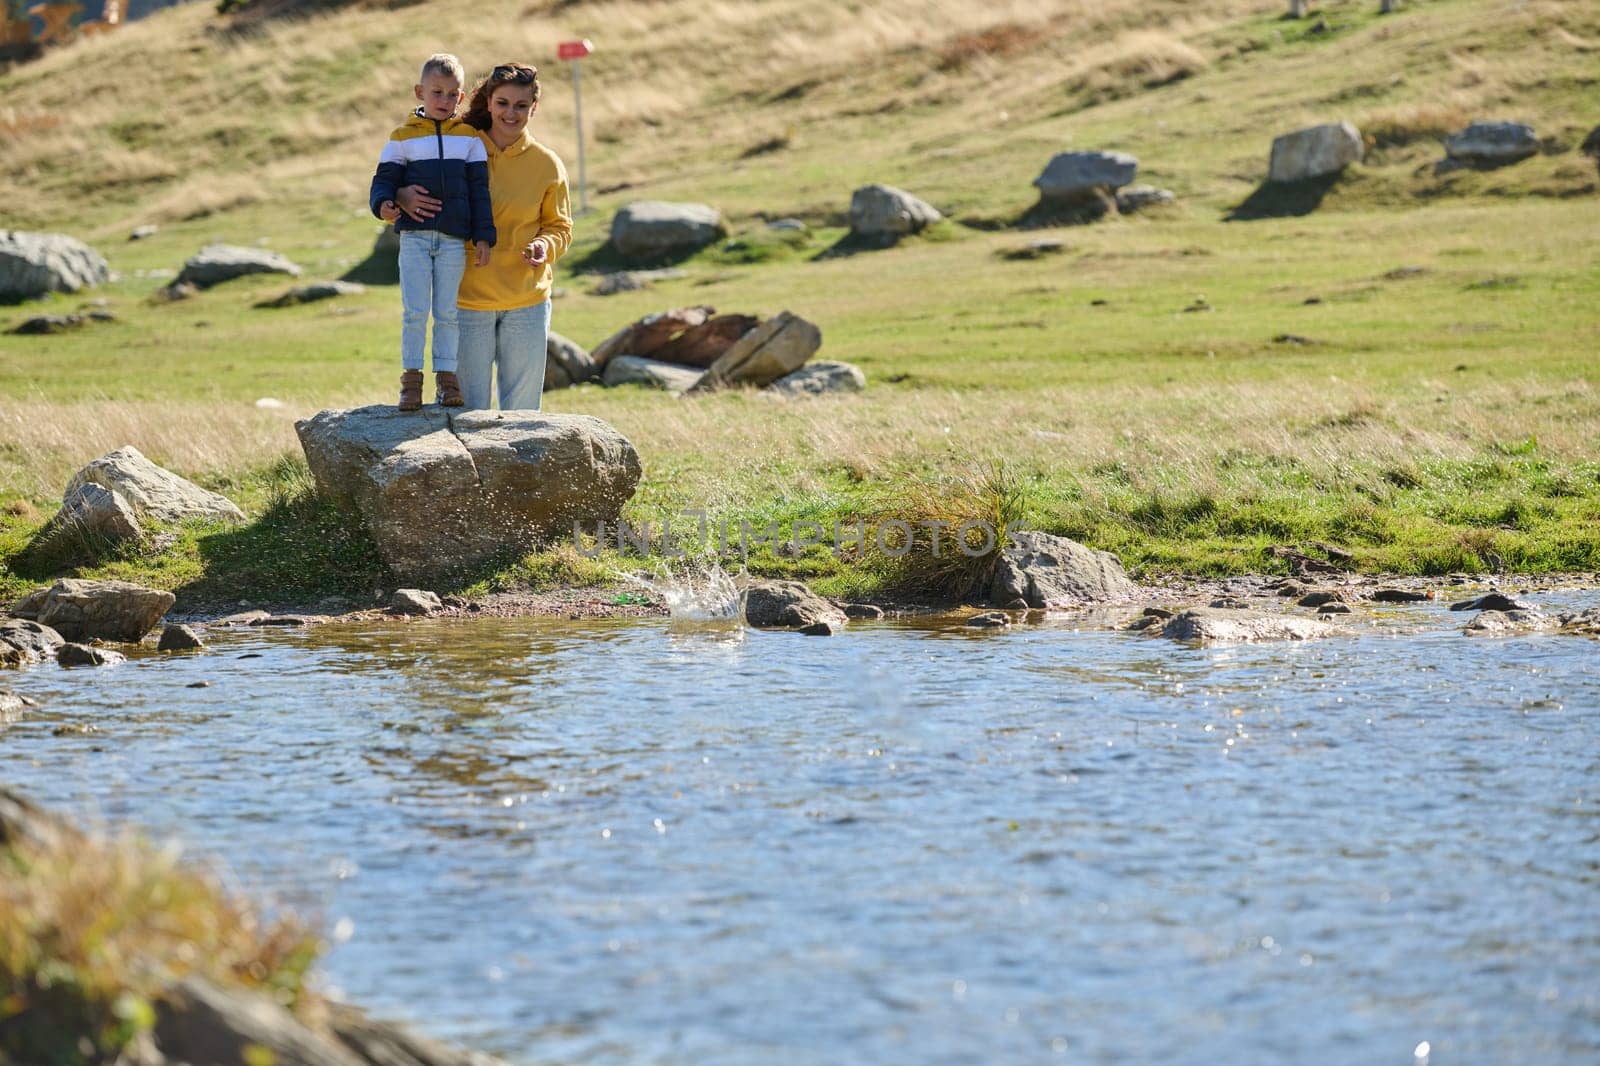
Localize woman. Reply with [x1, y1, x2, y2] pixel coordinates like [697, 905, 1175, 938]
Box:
[396, 62, 571, 411]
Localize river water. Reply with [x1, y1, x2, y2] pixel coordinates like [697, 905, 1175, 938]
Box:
[3, 590, 1598, 1065]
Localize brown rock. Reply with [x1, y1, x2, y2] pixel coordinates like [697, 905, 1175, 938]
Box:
[693, 311, 823, 391]
[1, 618, 65, 668]
[590, 306, 715, 367]
[744, 580, 847, 629]
[33, 578, 174, 642]
[57, 642, 126, 667]
[158, 624, 205, 651]
[649, 314, 760, 368]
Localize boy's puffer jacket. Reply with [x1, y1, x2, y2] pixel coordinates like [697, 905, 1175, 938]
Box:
[369, 109, 495, 246]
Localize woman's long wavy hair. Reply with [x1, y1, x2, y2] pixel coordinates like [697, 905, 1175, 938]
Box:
[463, 62, 542, 132]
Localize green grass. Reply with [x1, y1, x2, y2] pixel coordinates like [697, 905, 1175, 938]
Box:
[1, 0, 1598, 605]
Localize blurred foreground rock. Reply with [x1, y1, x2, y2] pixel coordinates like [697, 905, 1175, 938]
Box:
[0, 230, 111, 301]
[296, 406, 641, 581]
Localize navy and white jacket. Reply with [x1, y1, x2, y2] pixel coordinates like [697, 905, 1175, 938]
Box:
[369, 109, 495, 246]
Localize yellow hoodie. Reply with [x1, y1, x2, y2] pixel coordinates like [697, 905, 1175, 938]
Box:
[457, 128, 572, 311]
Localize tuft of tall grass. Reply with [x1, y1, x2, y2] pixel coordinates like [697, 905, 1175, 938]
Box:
[0, 792, 323, 1064]
[862, 459, 1027, 601]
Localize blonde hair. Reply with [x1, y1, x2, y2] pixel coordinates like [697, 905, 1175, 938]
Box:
[419, 53, 465, 86]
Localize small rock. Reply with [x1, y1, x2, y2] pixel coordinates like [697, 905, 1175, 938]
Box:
[767, 218, 808, 232]
[1273, 333, 1315, 346]
[1372, 588, 1432, 603]
[129, 225, 158, 241]
[1449, 593, 1532, 613]
[849, 184, 942, 239]
[174, 244, 301, 290]
[247, 614, 327, 627]
[157, 624, 205, 651]
[1464, 609, 1546, 635]
[213, 610, 271, 626]
[1556, 607, 1600, 635]
[767, 361, 865, 397]
[1157, 607, 1337, 643]
[601, 355, 705, 393]
[1276, 583, 1308, 598]
[745, 580, 847, 630]
[257, 281, 364, 308]
[965, 612, 1011, 628]
[990, 531, 1139, 609]
[57, 642, 126, 667]
[1142, 606, 1175, 619]
[8, 311, 116, 335]
[798, 620, 837, 636]
[1208, 597, 1251, 610]
[33, 579, 174, 642]
[1298, 591, 1345, 607]
[842, 603, 884, 620]
[186, 680, 212, 688]
[51, 723, 98, 735]
[1444, 122, 1539, 166]
[1317, 603, 1353, 615]
[441, 594, 471, 610]
[390, 589, 443, 615]
[1115, 185, 1176, 214]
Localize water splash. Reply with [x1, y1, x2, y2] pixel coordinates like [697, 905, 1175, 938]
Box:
[618, 564, 743, 627]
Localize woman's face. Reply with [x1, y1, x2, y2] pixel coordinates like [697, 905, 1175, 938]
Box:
[489, 83, 537, 140]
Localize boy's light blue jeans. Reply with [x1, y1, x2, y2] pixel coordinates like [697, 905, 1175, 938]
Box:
[398, 230, 466, 373]
[457, 300, 551, 411]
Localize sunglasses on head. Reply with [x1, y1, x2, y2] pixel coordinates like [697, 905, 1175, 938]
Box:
[492, 65, 537, 82]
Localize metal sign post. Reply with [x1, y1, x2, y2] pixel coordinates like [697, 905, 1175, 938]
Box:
[557, 38, 595, 214]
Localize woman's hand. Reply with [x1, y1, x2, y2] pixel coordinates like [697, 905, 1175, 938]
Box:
[394, 185, 442, 223]
[522, 238, 548, 269]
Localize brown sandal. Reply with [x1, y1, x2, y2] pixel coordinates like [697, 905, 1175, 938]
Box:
[398, 370, 423, 411]
[436, 371, 464, 407]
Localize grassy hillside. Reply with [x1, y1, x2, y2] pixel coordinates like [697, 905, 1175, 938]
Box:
[1, 0, 1598, 603]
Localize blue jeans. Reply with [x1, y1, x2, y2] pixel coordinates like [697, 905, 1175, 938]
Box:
[457, 300, 551, 411]
[398, 230, 466, 373]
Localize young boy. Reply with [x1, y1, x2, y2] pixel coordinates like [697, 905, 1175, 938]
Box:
[369, 54, 495, 411]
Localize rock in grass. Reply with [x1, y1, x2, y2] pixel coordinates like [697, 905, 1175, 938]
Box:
[545, 331, 599, 390]
[256, 280, 364, 308]
[601, 355, 705, 393]
[744, 580, 847, 630]
[0, 619, 65, 668]
[174, 244, 301, 290]
[989, 531, 1139, 609]
[158, 623, 205, 651]
[1444, 122, 1539, 167]
[390, 589, 442, 616]
[767, 361, 865, 397]
[296, 406, 641, 583]
[1034, 151, 1139, 204]
[57, 642, 125, 667]
[848, 184, 942, 239]
[1268, 123, 1363, 183]
[1115, 185, 1176, 213]
[0, 231, 111, 301]
[609, 201, 726, 262]
[7, 310, 115, 335]
[694, 311, 822, 390]
[66, 445, 245, 524]
[33, 579, 175, 643]
[40, 482, 143, 551]
[1159, 607, 1337, 643]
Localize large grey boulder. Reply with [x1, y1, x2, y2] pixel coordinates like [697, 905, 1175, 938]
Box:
[175, 243, 302, 289]
[744, 580, 847, 630]
[66, 446, 245, 524]
[295, 406, 642, 581]
[609, 201, 726, 262]
[545, 331, 598, 390]
[0, 618, 65, 668]
[849, 184, 942, 238]
[989, 531, 1139, 609]
[1268, 122, 1364, 183]
[1444, 121, 1539, 166]
[768, 361, 866, 397]
[1034, 151, 1139, 204]
[1159, 607, 1337, 642]
[29, 578, 175, 642]
[601, 355, 705, 394]
[694, 311, 822, 391]
[0, 230, 111, 301]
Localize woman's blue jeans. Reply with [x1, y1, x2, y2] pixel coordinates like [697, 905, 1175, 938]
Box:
[457, 300, 551, 411]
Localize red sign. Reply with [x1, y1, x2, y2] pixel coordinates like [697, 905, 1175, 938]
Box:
[557, 39, 594, 60]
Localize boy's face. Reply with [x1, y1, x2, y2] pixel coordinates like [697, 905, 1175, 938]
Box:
[414, 72, 464, 120]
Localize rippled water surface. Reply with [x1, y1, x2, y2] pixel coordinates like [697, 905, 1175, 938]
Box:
[5, 591, 1599, 1065]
